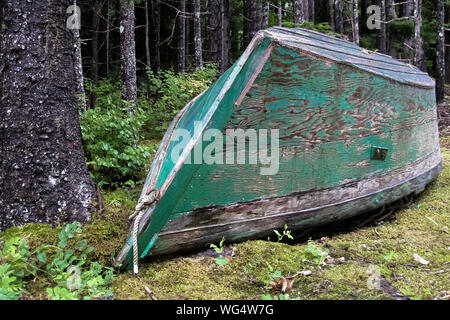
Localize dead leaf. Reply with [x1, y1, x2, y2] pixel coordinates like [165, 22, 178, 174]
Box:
[269, 271, 312, 293]
[413, 253, 430, 265]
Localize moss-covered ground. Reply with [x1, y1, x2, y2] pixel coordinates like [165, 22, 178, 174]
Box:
[1, 143, 449, 300]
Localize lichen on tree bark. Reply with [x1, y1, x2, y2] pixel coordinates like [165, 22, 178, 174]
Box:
[0, 0, 98, 231]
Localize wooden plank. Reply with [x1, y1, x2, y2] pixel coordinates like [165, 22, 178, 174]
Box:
[146, 158, 442, 257]
[162, 148, 442, 232]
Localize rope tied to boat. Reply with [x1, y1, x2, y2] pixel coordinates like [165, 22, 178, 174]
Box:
[129, 188, 160, 274]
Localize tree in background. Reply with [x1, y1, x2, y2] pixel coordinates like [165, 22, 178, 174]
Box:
[436, 0, 445, 104]
[413, 0, 426, 71]
[294, 0, 309, 25]
[178, 0, 186, 73]
[194, 0, 204, 69]
[120, 0, 137, 111]
[0, 0, 98, 231]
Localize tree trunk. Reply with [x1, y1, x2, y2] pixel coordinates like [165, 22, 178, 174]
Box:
[0, 0, 98, 231]
[145, 0, 152, 75]
[402, 0, 415, 62]
[243, 0, 263, 47]
[278, 1, 283, 27]
[309, 0, 315, 23]
[386, 0, 398, 58]
[220, 0, 230, 73]
[91, 1, 101, 87]
[446, 3, 450, 83]
[120, 0, 137, 110]
[193, 0, 203, 70]
[208, 0, 220, 66]
[353, 0, 360, 45]
[360, 0, 368, 35]
[178, 0, 186, 72]
[328, 0, 336, 32]
[151, 0, 161, 73]
[413, 0, 426, 71]
[379, 0, 387, 54]
[90, 0, 102, 110]
[402, 0, 414, 17]
[71, 0, 86, 112]
[436, 0, 445, 104]
[106, 0, 111, 78]
[386, 0, 396, 18]
[335, 0, 344, 34]
[262, 1, 270, 29]
[294, 0, 309, 25]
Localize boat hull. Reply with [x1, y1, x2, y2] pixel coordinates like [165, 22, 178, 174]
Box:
[143, 149, 442, 257]
[114, 27, 443, 269]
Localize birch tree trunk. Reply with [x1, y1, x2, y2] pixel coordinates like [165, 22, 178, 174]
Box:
[120, 0, 137, 111]
[353, 0, 360, 45]
[0, 0, 98, 231]
[193, 0, 203, 70]
[436, 0, 445, 104]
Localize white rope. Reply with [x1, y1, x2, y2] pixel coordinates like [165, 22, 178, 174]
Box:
[129, 188, 159, 274]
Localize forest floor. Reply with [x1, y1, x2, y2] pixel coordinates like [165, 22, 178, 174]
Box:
[2, 90, 450, 300]
[110, 147, 450, 300]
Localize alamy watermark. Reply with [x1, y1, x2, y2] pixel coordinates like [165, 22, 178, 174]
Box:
[366, 5, 382, 30]
[66, 5, 81, 30]
[170, 121, 280, 176]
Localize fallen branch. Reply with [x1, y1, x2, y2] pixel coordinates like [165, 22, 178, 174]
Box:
[144, 286, 158, 300]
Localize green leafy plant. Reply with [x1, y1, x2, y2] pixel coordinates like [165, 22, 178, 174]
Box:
[144, 65, 217, 139]
[304, 239, 329, 265]
[34, 222, 114, 300]
[265, 262, 282, 285]
[261, 293, 301, 300]
[80, 93, 153, 188]
[210, 237, 228, 266]
[272, 224, 294, 242]
[0, 222, 114, 300]
[0, 237, 32, 300]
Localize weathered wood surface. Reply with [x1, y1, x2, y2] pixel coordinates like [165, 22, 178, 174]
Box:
[149, 158, 442, 257]
[115, 27, 441, 268]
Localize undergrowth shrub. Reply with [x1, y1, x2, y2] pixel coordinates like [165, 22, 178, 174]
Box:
[144, 65, 218, 139]
[0, 222, 113, 300]
[81, 79, 153, 188]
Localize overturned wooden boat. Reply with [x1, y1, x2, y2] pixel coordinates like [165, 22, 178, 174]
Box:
[115, 27, 442, 270]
